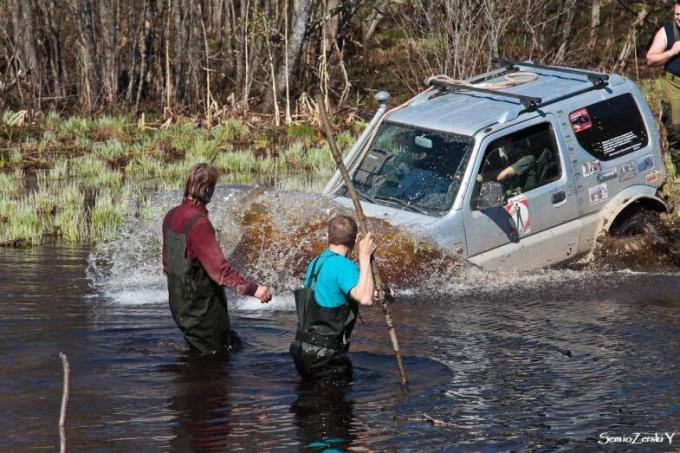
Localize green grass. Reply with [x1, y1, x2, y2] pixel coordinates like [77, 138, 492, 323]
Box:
[90, 191, 123, 241]
[0, 114, 357, 246]
[212, 119, 250, 143]
[9, 149, 22, 165]
[664, 152, 677, 181]
[126, 154, 164, 178]
[93, 140, 125, 160]
[0, 171, 20, 197]
[95, 116, 128, 134]
[0, 198, 45, 245]
[59, 116, 92, 137]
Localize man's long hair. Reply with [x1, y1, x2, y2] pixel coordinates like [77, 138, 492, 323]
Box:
[184, 163, 219, 205]
[328, 215, 358, 248]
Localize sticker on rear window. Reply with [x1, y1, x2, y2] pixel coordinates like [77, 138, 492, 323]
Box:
[569, 108, 592, 133]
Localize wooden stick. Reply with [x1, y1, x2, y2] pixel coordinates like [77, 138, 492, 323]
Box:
[58, 352, 70, 453]
[316, 94, 408, 387]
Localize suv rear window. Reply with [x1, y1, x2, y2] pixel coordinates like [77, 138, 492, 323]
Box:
[569, 94, 648, 161]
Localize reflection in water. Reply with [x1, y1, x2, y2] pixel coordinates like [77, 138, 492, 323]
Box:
[3, 199, 680, 450]
[291, 382, 355, 451]
[166, 355, 233, 452]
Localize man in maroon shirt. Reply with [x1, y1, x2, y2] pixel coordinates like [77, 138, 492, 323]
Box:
[162, 163, 272, 354]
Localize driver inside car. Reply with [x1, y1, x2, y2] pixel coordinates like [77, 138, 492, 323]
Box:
[478, 138, 537, 196]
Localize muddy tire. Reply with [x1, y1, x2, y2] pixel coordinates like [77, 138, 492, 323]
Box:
[611, 209, 667, 242]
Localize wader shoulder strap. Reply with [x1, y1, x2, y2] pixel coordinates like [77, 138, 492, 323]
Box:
[163, 207, 178, 235]
[182, 213, 207, 236]
[305, 253, 337, 290]
[305, 256, 324, 290]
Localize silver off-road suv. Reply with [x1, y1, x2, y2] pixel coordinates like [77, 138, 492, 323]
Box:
[325, 60, 668, 271]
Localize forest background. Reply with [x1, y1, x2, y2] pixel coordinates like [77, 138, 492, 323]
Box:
[0, 0, 668, 119]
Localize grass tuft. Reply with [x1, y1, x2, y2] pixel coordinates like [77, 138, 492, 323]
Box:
[90, 192, 123, 241]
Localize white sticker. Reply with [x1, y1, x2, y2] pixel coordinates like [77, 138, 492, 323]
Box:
[646, 170, 661, 184]
[636, 154, 655, 173]
[504, 194, 532, 236]
[588, 183, 609, 204]
[582, 160, 601, 177]
[617, 160, 637, 182]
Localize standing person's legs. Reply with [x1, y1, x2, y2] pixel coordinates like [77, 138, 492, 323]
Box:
[663, 74, 680, 174]
[290, 341, 353, 383]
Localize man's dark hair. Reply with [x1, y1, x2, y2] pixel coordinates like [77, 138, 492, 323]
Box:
[328, 215, 358, 247]
[184, 163, 219, 205]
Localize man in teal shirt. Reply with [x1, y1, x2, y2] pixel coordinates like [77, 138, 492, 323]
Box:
[290, 215, 376, 383]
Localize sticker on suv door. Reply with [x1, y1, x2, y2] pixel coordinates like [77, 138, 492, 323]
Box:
[569, 108, 592, 133]
[504, 194, 532, 236]
[582, 159, 601, 176]
[588, 183, 609, 204]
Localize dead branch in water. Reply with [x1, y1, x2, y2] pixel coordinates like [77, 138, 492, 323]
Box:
[58, 352, 70, 453]
[317, 94, 408, 388]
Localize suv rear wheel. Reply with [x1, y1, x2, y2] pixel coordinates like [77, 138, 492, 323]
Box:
[611, 209, 667, 243]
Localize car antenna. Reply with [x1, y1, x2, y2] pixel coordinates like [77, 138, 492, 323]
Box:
[316, 93, 409, 389]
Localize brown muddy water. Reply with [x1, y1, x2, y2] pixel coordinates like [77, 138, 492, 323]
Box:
[1, 186, 679, 451]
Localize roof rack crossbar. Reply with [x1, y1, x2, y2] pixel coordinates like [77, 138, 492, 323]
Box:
[428, 79, 542, 110]
[495, 58, 609, 88]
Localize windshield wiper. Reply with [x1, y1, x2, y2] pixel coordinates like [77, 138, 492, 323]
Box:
[373, 196, 430, 214]
[341, 185, 377, 204]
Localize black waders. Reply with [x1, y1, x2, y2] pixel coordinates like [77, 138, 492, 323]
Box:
[164, 209, 232, 355]
[289, 256, 359, 383]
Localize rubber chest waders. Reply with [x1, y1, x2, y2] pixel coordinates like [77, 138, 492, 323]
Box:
[164, 208, 231, 354]
[290, 255, 359, 382]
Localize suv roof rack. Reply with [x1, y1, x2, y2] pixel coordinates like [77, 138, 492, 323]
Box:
[428, 79, 542, 110]
[427, 59, 611, 113]
[495, 58, 609, 88]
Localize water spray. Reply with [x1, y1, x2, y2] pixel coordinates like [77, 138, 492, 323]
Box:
[316, 94, 409, 388]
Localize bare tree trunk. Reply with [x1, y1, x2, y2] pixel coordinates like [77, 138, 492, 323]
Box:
[99, 0, 120, 104]
[613, 7, 648, 73]
[275, 0, 314, 101]
[363, 0, 388, 43]
[165, 0, 173, 110]
[587, 0, 601, 52]
[173, 0, 189, 103]
[70, 0, 100, 110]
[554, 0, 577, 64]
[19, 0, 39, 88]
[135, 0, 153, 111]
[43, 0, 66, 97]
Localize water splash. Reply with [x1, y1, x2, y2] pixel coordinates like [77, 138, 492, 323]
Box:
[88, 185, 678, 308]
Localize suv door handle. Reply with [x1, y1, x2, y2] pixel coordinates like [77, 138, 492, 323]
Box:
[551, 191, 567, 205]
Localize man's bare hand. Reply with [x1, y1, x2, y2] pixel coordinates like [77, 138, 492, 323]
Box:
[671, 41, 680, 56]
[374, 286, 396, 302]
[255, 285, 272, 303]
[357, 232, 376, 263]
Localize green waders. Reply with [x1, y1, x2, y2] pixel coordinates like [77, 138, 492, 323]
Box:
[164, 209, 232, 355]
[289, 255, 359, 383]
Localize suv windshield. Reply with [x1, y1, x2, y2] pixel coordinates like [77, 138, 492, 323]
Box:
[345, 122, 474, 215]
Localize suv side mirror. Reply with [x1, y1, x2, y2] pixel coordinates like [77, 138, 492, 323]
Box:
[476, 181, 506, 210]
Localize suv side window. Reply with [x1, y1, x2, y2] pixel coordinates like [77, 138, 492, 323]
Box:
[569, 93, 648, 160]
[474, 123, 561, 205]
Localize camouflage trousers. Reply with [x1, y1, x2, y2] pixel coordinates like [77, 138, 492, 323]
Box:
[662, 74, 680, 174]
[661, 101, 680, 174]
